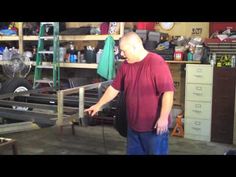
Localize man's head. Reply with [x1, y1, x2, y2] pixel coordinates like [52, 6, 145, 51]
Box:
[119, 32, 148, 63]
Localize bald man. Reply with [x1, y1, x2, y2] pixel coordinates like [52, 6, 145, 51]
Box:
[85, 32, 174, 155]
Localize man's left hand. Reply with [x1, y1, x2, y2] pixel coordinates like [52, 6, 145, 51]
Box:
[154, 117, 168, 135]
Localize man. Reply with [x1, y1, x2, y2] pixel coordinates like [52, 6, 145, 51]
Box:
[85, 32, 174, 155]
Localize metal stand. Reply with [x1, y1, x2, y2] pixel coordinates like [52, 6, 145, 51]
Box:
[0, 137, 18, 155]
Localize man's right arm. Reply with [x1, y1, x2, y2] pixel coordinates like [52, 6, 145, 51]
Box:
[84, 85, 120, 116]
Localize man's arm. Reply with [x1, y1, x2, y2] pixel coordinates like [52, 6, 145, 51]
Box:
[154, 91, 174, 134]
[84, 85, 120, 116]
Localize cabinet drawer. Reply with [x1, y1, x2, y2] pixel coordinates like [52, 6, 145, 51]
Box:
[186, 64, 213, 84]
[184, 118, 211, 137]
[184, 134, 210, 142]
[185, 84, 212, 101]
[185, 101, 211, 119]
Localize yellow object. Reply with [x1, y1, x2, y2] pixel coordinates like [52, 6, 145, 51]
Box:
[8, 22, 19, 29]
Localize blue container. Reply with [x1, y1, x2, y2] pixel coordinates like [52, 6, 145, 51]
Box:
[69, 54, 74, 63]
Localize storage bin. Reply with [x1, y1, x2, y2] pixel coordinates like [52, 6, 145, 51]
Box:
[85, 50, 96, 63]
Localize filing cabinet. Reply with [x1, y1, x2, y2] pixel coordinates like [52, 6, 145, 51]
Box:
[184, 64, 213, 141]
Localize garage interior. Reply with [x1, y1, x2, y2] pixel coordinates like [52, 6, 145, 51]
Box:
[1, 22, 236, 155]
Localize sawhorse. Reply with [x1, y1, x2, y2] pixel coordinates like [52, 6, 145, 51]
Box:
[0, 137, 18, 155]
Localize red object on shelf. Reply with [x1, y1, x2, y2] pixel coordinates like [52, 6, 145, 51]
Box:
[100, 22, 109, 34]
[174, 51, 184, 61]
[210, 22, 236, 35]
[136, 22, 156, 31]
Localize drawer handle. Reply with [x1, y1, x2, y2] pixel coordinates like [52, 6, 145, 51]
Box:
[192, 110, 202, 113]
[195, 104, 202, 108]
[194, 121, 201, 125]
[196, 68, 202, 72]
[194, 74, 203, 78]
[193, 92, 203, 96]
[195, 86, 202, 90]
[192, 127, 201, 131]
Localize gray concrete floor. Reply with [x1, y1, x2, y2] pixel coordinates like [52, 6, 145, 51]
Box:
[1, 125, 236, 155]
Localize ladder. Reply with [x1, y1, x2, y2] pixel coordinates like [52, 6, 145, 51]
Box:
[33, 22, 60, 90]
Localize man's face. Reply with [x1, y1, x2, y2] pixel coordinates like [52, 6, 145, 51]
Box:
[119, 43, 135, 62]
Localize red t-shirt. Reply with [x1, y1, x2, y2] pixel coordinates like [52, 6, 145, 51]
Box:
[112, 52, 175, 132]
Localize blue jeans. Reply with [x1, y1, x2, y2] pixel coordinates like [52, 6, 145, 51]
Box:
[127, 127, 169, 155]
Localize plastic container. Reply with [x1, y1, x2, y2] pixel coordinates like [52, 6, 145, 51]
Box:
[187, 52, 193, 61]
[212, 53, 216, 66]
[85, 50, 96, 63]
[77, 51, 81, 63]
[231, 55, 235, 67]
[136, 22, 155, 31]
[59, 47, 66, 62]
[193, 45, 203, 61]
[148, 31, 160, 42]
[96, 49, 103, 63]
[69, 54, 74, 63]
[2, 47, 10, 60]
[174, 51, 184, 61]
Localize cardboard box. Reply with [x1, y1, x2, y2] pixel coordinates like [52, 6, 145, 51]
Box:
[168, 64, 185, 107]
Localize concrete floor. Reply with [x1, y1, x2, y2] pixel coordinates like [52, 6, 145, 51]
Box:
[1, 125, 236, 155]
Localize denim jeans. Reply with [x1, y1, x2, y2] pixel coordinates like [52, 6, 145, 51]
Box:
[127, 127, 169, 155]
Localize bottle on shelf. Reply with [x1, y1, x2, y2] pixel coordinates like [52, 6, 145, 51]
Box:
[187, 51, 193, 61]
[68, 42, 77, 63]
[32, 45, 37, 60]
[96, 49, 103, 63]
[2, 47, 10, 60]
[59, 47, 66, 62]
[211, 53, 216, 66]
[231, 55, 235, 68]
[77, 51, 81, 63]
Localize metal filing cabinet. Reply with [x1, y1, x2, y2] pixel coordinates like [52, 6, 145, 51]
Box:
[184, 64, 213, 141]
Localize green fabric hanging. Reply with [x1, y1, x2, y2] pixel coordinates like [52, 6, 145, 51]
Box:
[97, 35, 115, 80]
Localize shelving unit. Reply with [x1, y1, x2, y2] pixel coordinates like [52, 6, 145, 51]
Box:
[0, 36, 19, 41]
[0, 59, 201, 69]
[0, 22, 203, 69]
[166, 60, 201, 64]
[22, 34, 123, 41]
[0, 22, 124, 69]
[31, 62, 98, 69]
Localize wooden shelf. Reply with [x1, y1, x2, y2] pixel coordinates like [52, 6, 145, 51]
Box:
[167, 60, 201, 64]
[23, 36, 38, 41]
[0, 23, 124, 69]
[0, 36, 19, 41]
[0, 60, 201, 69]
[60, 34, 122, 41]
[118, 59, 202, 64]
[22, 34, 122, 41]
[30, 62, 98, 69]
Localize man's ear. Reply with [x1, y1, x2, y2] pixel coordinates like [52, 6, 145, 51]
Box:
[132, 45, 137, 52]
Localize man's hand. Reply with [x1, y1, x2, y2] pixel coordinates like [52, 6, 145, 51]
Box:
[84, 85, 119, 117]
[84, 104, 101, 117]
[154, 117, 168, 135]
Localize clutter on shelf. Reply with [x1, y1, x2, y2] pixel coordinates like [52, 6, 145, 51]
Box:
[135, 26, 206, 62]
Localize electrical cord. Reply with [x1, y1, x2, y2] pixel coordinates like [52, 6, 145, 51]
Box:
[100, 115, 108, 155]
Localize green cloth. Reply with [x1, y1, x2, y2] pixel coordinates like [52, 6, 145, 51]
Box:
[97, 35, 115, 80]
